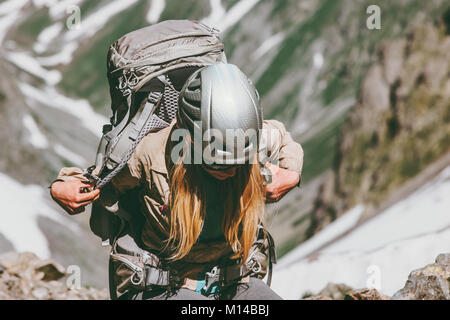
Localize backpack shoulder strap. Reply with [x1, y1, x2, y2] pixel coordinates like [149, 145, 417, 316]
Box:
[85, 89, 163, 189]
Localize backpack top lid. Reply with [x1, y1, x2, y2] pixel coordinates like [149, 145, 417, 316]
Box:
[111, 20, 221, 62]
[107, 20, 226, 98]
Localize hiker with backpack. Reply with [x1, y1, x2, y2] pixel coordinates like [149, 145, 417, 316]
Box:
[50, 21, 303, 300]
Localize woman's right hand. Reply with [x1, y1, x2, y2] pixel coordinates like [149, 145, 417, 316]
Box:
[50, 180, 100, 215]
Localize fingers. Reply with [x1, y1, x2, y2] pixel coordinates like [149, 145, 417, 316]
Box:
[53, 181, 99, 214]
[265, 185, 280, 202]
[75, 193, 100, 207]
[266, 192, 282, 203]
[66, 206, 86, 216]
[74, 187, 100, 203]
[265, 178, 287, 203]
[65, 193, 99, 215]
[54, 198, 85, 215]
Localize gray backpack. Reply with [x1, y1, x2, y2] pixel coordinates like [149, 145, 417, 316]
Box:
[85, 20, 226, 191]
[84, 19, 226, 243]
[82, 20, 276, 299]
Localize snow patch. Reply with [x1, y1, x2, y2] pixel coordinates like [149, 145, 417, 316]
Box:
[313, 51, 324, 69]
[22, 114, 49, 149]
[0, 172, 81, 259]
[272, 229, 450, 299]
[273, 165, 450, 299]
[33, 22, 63, 54]
[0, 0, 28, 16]
[146, 0, 165, 24]
[323, 166, 450, 254]
[6, 52, 62, 85]
[252, 32, 285, 60]
[201, 0, 226, 28]
[215, 0, 261, 33]
[18, 82, 107, 137]
[277, 205, 365, 268]
[36, 41, 78, 66]
[0, 0, 28, 45]
[64, 0, 139, 42]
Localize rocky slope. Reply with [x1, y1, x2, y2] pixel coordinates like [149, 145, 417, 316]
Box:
[1, 251, 447, 300]
[0, 251, 107, 300]
[303, 253, 449, 300]
[307, 19, 450, 237]
[393, 253, 450, 300]
[273, 161, 450, 299]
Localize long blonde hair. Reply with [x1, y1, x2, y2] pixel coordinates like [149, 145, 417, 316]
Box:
[166, 150, 266, 264]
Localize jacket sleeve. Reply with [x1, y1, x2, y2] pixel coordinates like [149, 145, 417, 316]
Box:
[260, 119, 304, 177]
[53, 167, 89, 183]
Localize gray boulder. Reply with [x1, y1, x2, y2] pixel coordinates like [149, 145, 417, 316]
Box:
[393, 253, 450, 300]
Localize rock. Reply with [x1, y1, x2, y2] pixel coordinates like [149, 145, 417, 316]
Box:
[34, 260, 66, 281]
[436, 253, 450, 265]
[304, 283, 391, 300]
[381, 39, 406, 85]
[0, 252, 108, 300]
[319, 282, 353, 300]
[304, 295, 332, 300]
[332, 21, 450, 214]
[393, 253, 450, 300]
[344, 288, 391, 300]
[0, 252, 65, 282]
[32, 287, 49, 300]
[0, 251, 40, 273]
[361, 64, 390, 113]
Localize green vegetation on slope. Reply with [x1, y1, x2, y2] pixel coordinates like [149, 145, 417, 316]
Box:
[256, 0, 341, 98]
[264, 0, 450, 187]
[14, 8, 52, 47]
[337, 21, 450, 208]
[159, 0, 210, 21]
[301, 113, 348, 184]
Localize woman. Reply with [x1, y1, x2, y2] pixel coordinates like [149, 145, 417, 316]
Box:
[50, 63, 303, 300]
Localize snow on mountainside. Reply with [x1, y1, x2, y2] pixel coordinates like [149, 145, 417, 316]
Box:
[273, 165, 450, 299]
[0, 172, 80, 259]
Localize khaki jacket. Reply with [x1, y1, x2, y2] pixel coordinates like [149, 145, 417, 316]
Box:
[56, 119, 303, 277]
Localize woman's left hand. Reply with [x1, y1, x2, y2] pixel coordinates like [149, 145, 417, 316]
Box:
[264, 163, 300, 203]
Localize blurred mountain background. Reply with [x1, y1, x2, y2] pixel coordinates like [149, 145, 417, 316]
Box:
[0, 0, 449, 298]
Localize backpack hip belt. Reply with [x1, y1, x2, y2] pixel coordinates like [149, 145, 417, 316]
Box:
[143, 260, 252, 293]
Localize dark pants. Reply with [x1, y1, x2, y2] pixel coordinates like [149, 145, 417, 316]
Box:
[126, 278, 283, 300]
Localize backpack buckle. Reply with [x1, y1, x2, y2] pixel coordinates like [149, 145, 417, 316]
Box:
[203, 266, 220, 294]
[83, 165, 100, 185]
[148, 91, 162, 104]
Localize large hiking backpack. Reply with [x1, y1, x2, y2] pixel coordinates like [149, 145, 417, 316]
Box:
[83, 20, 276, 299]
[85, 19, 226, 190]
[84, 19, 227, 243]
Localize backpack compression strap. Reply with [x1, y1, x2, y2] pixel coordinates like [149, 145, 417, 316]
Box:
[86, 91, 163, 189]
[85, 75, 180, 189]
